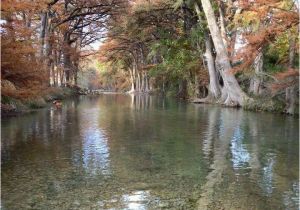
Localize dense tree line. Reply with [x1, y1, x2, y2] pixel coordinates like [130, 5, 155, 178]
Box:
[1, 0, 299, 114]
[99, 0, 299, 114]
[1, 0, 125, 97]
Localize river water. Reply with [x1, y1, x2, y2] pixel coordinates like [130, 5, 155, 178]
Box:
[1, 94, 299, 209]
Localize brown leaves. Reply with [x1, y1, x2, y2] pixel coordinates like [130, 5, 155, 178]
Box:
[271, 68, 299, 91]
[232, 0, 299, 74]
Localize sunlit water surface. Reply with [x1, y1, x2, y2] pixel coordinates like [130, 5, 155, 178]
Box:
[1, 95, 299, 209]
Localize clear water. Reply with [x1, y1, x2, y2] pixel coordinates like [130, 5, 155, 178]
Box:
[1, 94, 299, 209]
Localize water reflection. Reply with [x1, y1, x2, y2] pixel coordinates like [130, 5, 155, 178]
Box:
[1, 95, 299, 210]
[230, 126, 250, 170]
[79, 107, 111, 175]
[122, 191, 151, 210]
[261, 154, 275, 196]
[197, 106, 299, 209]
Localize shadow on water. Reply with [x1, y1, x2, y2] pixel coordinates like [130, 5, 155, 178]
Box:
[1, 94, 299, 209]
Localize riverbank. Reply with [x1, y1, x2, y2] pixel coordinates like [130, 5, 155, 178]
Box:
[1, 87, 79, 117]
[192, 95, 299, 115]
[2, 89, 298, 117]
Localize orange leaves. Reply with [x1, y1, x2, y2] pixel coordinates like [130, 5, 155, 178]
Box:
[271, 68, 299, 91]
[2, 0, 48, 14]
[1, 0, 49, 97]
[232, 0, 298, 74]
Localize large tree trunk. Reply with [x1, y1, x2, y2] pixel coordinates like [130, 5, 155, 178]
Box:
[194, 3, 221, 102]
[200, 0, 249, 106]
[204, 36, 221, 99]
[218, 5, 227, 48]
[249, 51, 263, 95]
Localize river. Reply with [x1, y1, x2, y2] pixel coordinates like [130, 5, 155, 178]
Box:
[1, 94, 299, 209]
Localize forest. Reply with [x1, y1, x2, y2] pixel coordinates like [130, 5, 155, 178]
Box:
[1, 0, 299, 114]
[1, 1, 299, 209]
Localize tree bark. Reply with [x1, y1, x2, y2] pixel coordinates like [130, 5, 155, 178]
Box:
[218, 6, 227, 48]
[194, 3, 221, 101]
[249, 51, 263, 95]
[205, 36, 221, 99]
[285, 87, 296, 114]
[63, 33, 72, 86]
[145, 72, 149, 92]
[200, 0, 249, 106]
[39, 12, 48, 58]
[129, 68, 135, 93]
[284, 32, 297, 114]
[136, 72, 141, 92]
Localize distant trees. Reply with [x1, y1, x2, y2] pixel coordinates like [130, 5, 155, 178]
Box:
[1, 0, 124, 98]
[99, 0, 209, 97]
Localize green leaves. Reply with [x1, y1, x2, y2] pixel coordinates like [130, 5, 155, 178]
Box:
[148, 36, 199, 80]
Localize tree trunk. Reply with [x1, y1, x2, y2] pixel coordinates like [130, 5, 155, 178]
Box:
[145, 72, 149, 92]
[200, 0, 249, 106]
[205, 36, 221, 99]
[129, 68, 135, 93]
[51, 62, 56, 86]
[177, 79, 188, 99]
[195, 73, 200, 97]
[194, 3, 221, 102]
[136, 72, 141, 92]
[141, 72, 145, 92]
[39, 12, 48, 58]
[218, 6, 227, 48]
[162, 76, 165, 93]
[249, 51, 263, 95]
[284, 32, 297, 114]
[285, 87, 296, 114]
[45, 19, 54, 87]
[63, 34, 72, 86]
[55, 49, 61, 86]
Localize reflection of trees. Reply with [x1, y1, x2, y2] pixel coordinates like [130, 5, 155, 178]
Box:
[2, 95, 298, 209]
[77, 105, 111, 175]
[200, 106, 220, 161]
[197, 108, 242, 209]
[197, 108, 299, 210]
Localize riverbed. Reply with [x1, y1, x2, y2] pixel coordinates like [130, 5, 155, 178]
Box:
[1, 94, 299, 209]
